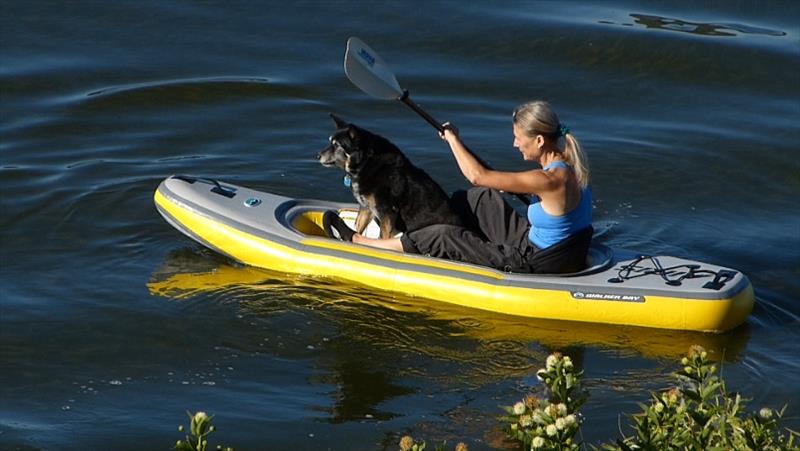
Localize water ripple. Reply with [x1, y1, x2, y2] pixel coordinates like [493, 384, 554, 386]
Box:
[87, 76, 269, 98]
[74, 76, 307, 110]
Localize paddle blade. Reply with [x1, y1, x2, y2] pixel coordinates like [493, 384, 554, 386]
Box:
[344, 37, 403, 100]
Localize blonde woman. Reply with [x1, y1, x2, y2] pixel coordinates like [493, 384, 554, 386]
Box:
[324, 101, 593, 274]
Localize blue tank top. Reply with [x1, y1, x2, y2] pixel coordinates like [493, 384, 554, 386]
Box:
[527, 161, 592, 249]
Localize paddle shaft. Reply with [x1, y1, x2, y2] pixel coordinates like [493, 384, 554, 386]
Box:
[397, 90, 531, 206]
[399, 90, 444, 133]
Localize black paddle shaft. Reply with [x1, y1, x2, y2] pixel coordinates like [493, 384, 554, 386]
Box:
[397, 90, 531, 206]
[399, 90, 444, 133]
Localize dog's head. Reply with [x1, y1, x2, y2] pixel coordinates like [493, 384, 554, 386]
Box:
[316, 114, 373, 175]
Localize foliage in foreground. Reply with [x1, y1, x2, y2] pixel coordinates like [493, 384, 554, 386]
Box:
[500, 352, 587, 450]
[501, 346, 798, 451]
[602, 345, 797, 450]
[397, 436, 468, 451]
[175, 411, 234, 451]
[173, 346, 798, 451]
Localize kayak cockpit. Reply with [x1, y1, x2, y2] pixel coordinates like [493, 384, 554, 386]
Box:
[286, 207, 614, 277]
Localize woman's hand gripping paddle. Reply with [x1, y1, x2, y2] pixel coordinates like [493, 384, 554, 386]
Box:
[343, 37, 530, 206]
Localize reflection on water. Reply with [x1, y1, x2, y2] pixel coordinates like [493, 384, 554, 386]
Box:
[149, 247, 752, 365]
[147, 247, 755, 427]
[310, 360, 415, 423]
[598, 14, 787, 37]
[148, 248, 545, 377]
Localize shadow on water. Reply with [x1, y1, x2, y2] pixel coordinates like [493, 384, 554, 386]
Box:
[625, 14, 787, 37]
[597, 13, 788, 38]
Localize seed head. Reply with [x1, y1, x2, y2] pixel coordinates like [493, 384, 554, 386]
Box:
[688, 345, 706, 359]
[525, 395, 540, 410]
[519, 415, 533, 428]
[399, 435, 414, 451]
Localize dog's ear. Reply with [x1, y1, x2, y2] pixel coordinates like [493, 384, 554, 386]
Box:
[330, 113, 348, 130]
[330, 113, 360, 142]
[346, 125, 359, 141]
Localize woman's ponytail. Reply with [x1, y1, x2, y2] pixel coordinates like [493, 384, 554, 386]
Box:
[563, 133, 589, 188]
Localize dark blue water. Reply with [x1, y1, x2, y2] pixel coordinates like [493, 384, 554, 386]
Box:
[2, 1, 799, 449]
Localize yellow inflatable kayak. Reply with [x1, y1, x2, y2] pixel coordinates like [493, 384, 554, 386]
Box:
[153, 175, 753, 332]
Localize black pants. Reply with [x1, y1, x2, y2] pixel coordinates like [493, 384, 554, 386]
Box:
[400, 188, 537, 272]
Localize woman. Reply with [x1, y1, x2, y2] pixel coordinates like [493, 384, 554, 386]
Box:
[323, 100, 593, 274]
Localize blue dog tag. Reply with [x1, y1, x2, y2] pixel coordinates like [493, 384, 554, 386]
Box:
[343, 175, 352, 188]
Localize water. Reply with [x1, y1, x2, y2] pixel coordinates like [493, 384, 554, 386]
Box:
[1, 1, 798, 449]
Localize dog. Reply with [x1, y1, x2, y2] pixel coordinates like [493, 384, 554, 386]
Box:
[317, 114, 464, 239]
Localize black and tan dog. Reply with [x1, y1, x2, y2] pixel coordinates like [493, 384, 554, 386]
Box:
[317, 114, 464, 239]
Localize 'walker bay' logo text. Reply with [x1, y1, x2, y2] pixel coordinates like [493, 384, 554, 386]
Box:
[358, 48, 375, 67]
[571, 291, 645, 303]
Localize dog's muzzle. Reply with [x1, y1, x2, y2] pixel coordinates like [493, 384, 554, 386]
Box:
[317, 148, 337, 167]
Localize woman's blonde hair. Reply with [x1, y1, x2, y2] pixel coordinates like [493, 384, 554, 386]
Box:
[512, 100, 589, 188]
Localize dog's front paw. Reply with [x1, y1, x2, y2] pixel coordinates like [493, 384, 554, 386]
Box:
[322, 211, 355, 242]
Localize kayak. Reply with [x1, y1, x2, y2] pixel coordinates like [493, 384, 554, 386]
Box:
[153, 175, 754, 332]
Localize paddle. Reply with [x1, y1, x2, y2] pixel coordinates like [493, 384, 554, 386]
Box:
[343, 37, 443, 132]
[343, 37, 530, 206]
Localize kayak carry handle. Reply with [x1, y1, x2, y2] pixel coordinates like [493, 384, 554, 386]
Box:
[702, 270, 738, 290]
[172, 175, 237, 198]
